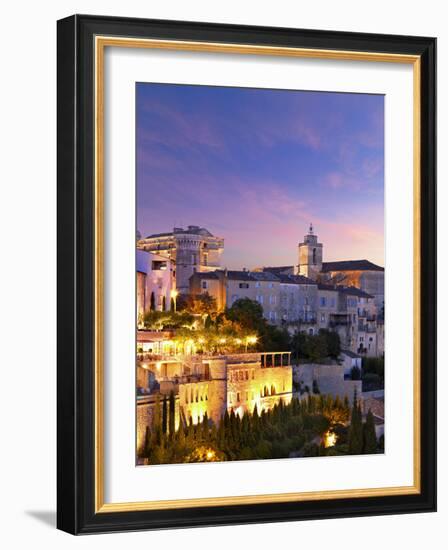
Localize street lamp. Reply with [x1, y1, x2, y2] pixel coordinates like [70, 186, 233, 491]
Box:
[245, 335, 257, 352]
[170, 289, 178, 312]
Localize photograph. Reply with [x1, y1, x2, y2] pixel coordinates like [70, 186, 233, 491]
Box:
[135, 83, 385, 466]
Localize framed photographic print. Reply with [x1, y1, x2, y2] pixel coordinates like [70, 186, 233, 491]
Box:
[57, 14, 436, 534]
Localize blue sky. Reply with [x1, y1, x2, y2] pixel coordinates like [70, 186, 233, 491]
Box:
[136, 83, 384, 269]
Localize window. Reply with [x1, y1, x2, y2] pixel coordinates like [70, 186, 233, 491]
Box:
[321, 313, 325, 322]
[312, 248, 316, 264]
[256, 295, 264, 304]
[152, 260, 167, 271]
[255, 282, 261, 288]
[231, 294, 239, 304]
[236, 392, 240, 402]
[330, 298, 335, 307]
[239, 282, 249, 289]
[203, 252, 208, 266]
[269, 295, 276, 304]
[309, 328, 314, 336]
[245, 370, 249, 380]
[201, 280, 208, 289]
[353, 314, 356, 322]
[320, 296, 326, 307]
[268, 282, 274, 288]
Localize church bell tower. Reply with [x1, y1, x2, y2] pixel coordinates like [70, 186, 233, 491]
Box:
[297, 223, 323, 279]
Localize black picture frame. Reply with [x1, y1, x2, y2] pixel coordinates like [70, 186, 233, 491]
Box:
[57, 14, 436, 535]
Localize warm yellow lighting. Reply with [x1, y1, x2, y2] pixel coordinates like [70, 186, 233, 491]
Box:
[170, 289, 178, 298]
[198, 337, 205, 344]
[235, 338, 242, 345]
[206, 450, 215, 460]
[155, 362, 161, 371]
[247, 336, 257, 344]
[219, 338, 226, 344]
[324, 431, 337, 448]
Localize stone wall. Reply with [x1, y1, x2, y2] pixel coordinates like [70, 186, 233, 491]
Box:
[294, 363, 362, 404]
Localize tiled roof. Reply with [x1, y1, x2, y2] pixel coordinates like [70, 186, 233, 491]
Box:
[191, 271, 221, 280]
[275, 273, 317, 285]
[339, 286, 374, 298]
[321, 260, 384, 272]
[317, 283, 338, 292]
[261, 265, 294, 274]
[226, 270, 254, 281]
[318, 283, 373, 299]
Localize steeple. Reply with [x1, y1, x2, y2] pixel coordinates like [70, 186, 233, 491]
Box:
[297, 223, 323, 279]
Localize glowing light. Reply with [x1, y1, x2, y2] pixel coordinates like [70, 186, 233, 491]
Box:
[324, 431, 337, 448]
[219, 338, 226, 344]
[155, 362, 161, 371]
[198, 337, 205, 344]
[247, 336, 257, 344]
[206, 450, 215, 460]
[170, 289, 178, 298]
[235, 338, 242, 345]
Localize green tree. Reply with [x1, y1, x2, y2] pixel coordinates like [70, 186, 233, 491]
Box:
[177, 293, 217, 315]
[306, 332, 328, 362]
[168, 391, 175, 437]
[162, 395, 168, 435]
[226, 298, 265, 331]
[363, 409, 377, 454]
[348, 390, 363, 455]
[320, 329, 341, 359]
[152, 394, 162, 446]
[150, 291, 155, 311]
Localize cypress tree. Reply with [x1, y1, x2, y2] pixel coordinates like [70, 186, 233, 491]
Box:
[143, 425, 151, 458]
[348, 390, 363, 455]
[150, 291, 155, 311]
[201, 413, 209, 441]
[168, 391, 175, 437]
[162, 395, 168, 435]
[153, 394, 162, 446]
[363, 409, 377, 454]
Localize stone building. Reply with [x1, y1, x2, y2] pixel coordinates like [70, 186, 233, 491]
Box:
[258, 225, 384, 311]
[297, 223, 323, 279]
[137, 225, 224, 294]
[136, 330, 293, 455]
[136, 249, 174, 324]
[190, 269, 318, 328]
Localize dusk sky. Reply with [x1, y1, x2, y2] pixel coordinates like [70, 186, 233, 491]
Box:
[136, 83, 384, 269]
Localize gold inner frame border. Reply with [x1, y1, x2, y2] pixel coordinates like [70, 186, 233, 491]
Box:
[94, 35, 421, 513]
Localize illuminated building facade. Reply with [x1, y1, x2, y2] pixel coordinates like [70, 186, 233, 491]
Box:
[136, 330, 293, 455]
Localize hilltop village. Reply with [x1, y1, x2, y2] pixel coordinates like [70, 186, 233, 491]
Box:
[135, 225, 385, 464]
